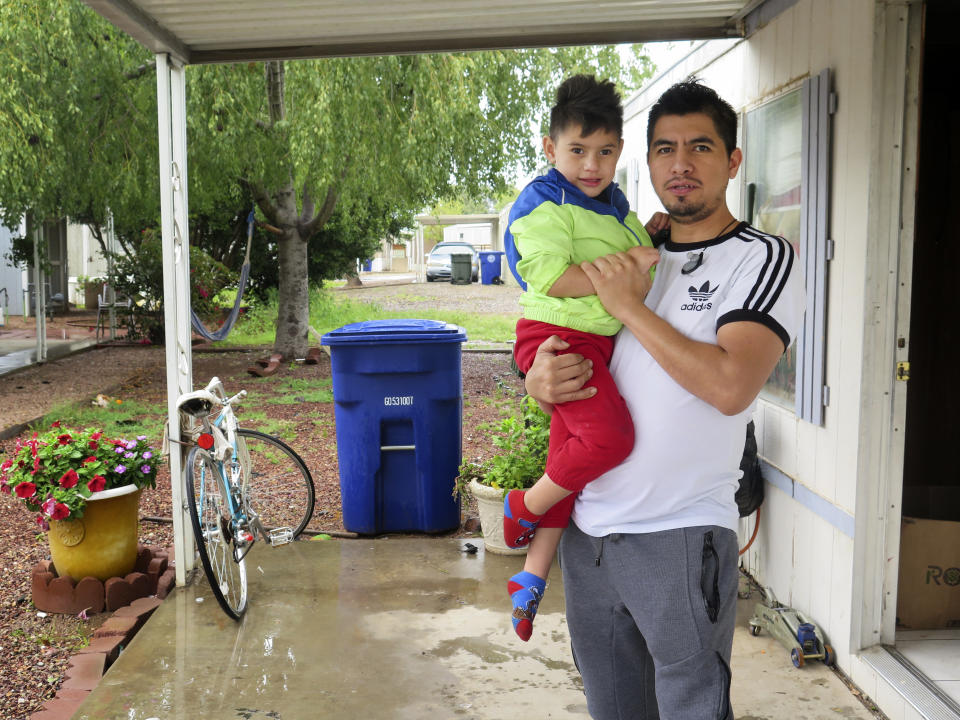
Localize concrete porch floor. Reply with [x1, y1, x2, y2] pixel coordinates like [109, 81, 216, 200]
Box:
[72, 538, 879, 720]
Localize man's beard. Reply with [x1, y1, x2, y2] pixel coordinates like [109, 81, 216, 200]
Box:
[663, 194, 722, 224]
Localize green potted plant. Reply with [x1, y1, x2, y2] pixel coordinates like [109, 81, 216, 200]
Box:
[1, 422, 160, 581]
[456, 395, 549, 555]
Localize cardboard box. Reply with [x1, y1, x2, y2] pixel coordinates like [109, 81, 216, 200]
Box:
[897, 517, 960, 629]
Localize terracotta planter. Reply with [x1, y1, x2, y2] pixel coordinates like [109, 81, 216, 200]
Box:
[47, 484, 141, 582]
[469, 479, 527, 556]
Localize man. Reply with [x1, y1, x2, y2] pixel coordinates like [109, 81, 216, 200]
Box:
[523, 80, 804, 719]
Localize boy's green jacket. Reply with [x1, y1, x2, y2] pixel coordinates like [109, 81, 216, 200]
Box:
[504, 168, 653, 336]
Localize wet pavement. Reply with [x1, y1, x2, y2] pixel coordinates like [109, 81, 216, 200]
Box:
[0, 338, 96, 377]
[72, 537, 877, 720]
[0, 311, 101, 377]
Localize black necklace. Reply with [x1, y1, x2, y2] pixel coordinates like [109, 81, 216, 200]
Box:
[680, 219, 739, 275]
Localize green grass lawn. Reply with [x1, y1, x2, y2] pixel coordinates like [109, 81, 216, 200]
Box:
[32, 399, 165, 443]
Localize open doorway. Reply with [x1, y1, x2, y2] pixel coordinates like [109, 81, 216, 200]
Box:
[896, 0, 960, 705]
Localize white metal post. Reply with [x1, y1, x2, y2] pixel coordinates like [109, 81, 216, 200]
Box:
[415, 224, 425, 283]
[32, 222, 47, 362]
[106, 214, 116, 341]
[157, 53, 195, 583]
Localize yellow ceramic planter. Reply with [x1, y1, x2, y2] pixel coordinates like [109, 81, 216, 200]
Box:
[48, 484, 141, 582]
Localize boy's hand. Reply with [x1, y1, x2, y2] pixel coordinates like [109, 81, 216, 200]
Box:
[524, 335, 596, 406]
[644, 212, 669, 238]
[581, 247, 659, 321]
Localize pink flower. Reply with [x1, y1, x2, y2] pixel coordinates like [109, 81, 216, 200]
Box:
[57, 434, 72, 445]
[87, 475, 106, 492]
[82, 456, 97, 465]
[35, 515, 49, 531]
[14, 482, 37, 499]
[50, 421, 61, 428]
[91, 432, 102, 440]
[49, 503, 70, 520]
[88, 441, 99, 451]
[1, 459, 12, 471]
[59, 469, 79, 489]
[41, 497, 56, 515]
[1, 483, 11, 495]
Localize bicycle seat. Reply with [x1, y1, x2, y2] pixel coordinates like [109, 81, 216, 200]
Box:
[177, 388, 221, 417]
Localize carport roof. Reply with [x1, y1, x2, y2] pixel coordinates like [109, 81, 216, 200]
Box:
[81, 0, 771, 65]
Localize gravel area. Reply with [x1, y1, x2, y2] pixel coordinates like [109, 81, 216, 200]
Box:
[335, 277, 523, 316]
[0, 288, 525, 719]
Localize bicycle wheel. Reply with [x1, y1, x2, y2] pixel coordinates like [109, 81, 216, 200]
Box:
[185, 446, 248, 620]
[235, 428, 315, 538]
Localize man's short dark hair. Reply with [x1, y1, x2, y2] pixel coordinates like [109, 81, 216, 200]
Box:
[550, 75, 623, 140]
[646, 79, 738, 155]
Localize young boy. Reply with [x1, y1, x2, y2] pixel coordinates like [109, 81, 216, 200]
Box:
[502, 74, 663, 641]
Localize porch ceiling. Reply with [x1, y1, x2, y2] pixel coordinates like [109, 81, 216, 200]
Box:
[82, 0, 762, 65]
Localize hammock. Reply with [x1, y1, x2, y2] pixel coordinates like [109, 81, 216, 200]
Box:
[190, 209, 254, 342]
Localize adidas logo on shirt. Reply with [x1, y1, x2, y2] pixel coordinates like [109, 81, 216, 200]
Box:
[681, 281, 719, 311]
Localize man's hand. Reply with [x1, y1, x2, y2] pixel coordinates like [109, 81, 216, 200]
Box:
[523, 335, 596, 409]
[644, 211, 669, 238]
[580, 246, 659, 322]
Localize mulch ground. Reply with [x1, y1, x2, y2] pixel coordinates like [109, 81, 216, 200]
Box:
[0, 340, 524, 720]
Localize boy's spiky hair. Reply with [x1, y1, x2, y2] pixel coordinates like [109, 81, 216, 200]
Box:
[549, 75, 623, 140]
[646, 79, 738, 155]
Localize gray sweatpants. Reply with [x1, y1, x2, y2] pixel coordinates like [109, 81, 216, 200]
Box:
[558, 523, 738, 720]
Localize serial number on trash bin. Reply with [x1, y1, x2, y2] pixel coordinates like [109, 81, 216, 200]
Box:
[383, 395, 414, 406]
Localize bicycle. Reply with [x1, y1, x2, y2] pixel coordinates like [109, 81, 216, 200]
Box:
[176, 376, 316, 619]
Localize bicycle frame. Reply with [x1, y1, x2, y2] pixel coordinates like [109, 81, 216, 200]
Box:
[181, 378, 264, 560]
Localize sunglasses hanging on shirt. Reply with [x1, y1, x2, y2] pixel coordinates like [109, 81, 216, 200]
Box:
[677, 219, 739, 275]
[681, 251, 704, 275]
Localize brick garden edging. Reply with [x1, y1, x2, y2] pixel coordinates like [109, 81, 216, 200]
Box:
[32, 545, 175, 615]
[27, 546, 176, 720]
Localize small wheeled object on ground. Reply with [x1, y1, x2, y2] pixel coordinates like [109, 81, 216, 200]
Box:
[748, 586, 835, 668]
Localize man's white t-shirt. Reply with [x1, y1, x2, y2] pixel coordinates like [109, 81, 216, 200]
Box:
[571, 222, 805, 537]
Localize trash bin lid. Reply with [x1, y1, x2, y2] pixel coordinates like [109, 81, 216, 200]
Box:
[321, 318, 467, 345]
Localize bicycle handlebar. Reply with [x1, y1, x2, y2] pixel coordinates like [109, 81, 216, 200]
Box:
[203, 376, 227, 401]
[225, 389, 247, 406]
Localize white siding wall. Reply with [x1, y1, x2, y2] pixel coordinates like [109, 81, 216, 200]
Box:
[621, 0, 878, 673]
[442, 223, 493, 248]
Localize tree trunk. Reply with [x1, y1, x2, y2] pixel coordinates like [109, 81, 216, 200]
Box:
[344, 271, 363, 288]
[273, 187, 310, 359]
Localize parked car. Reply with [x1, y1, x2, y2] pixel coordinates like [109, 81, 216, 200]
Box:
[425, 242, 479, 282]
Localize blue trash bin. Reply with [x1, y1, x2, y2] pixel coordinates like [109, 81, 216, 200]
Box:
[321, 319, 468, 534]
[479, 251, 504, 285]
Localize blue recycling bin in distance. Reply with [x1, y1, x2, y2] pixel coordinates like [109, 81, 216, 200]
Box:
[320, 319, 467, 534]
[479, 251, 504, 285]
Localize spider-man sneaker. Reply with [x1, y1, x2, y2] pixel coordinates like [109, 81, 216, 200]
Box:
[503, 489, 541, 548]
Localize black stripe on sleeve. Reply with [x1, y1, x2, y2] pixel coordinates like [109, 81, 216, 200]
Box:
[742, 235, 773, 309]
[752, 236, 786, 310]
[717, 309, 791, 352]
[759, 237, 795, 314]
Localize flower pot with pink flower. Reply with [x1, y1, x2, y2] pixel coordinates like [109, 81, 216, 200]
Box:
[1, 423, 160, 582]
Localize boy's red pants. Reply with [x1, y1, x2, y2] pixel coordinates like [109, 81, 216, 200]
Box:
[513, 319, 635, 529]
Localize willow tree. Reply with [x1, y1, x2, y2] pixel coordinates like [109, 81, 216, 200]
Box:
[0, 0, 158, 252]
[187, 48, 653, 358]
